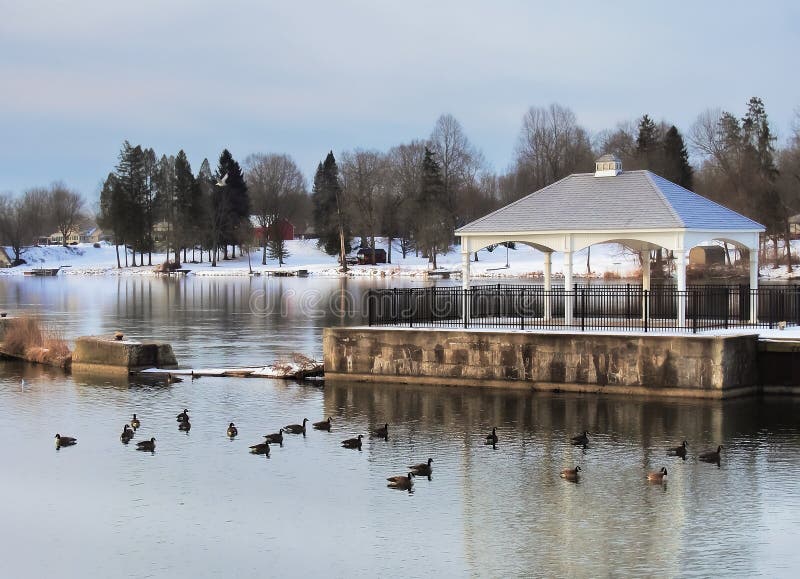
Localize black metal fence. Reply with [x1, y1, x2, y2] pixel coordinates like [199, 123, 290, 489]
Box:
[366, 284, 800, 333]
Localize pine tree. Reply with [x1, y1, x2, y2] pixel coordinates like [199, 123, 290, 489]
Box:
[312, 152, 350, 268]
[662, 126, 693, 189]
[114, 141, 147, 266]
[635, 114, 662, 171]
[414, 147, 451, 269]
[267, 224, 290, 266]
[173, 150, 199, 263]
[215, 149, 249, 259]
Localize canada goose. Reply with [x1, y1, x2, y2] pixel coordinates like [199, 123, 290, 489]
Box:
[249, 441, 270, 456]
[227, 423, 238, 438]
[408, 458, 433, 476]
[571, 431, 589, 446]
[120, 424, 135, 443]
[485, 427, 498, 445]
[647, 467, 668, 482]
[136, 437, 156, 452]
[372, 423, 389, 439]
[176, 409, 189, 423]
[190, 371, 199, 381]
[130, 414, 141, 430]
[387, 472, 414, 490]
[560, 466, 581, 481]
[178, 420, 191, 432]
[667, 441, 688, 457]
[699, 445, 723, 463]
[264, 429, 283, 444]
[284, 418, 308, 434]
[55, 434, 77, 448]
[313, 417, 332, 431]
[341, 434, 363, 449]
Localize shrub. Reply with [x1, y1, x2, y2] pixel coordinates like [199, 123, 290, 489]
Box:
[1, 316, 71, 367]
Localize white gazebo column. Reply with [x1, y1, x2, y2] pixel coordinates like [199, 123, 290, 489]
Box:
[749, 246, 759, 323]
[676, 248, 687, 327]
[461, 248, 471, 324]
[564, 251, 574, 325]
[543, 251, 552, 320]
[461, 249, 470, 290]
[641, 249, 651, 322]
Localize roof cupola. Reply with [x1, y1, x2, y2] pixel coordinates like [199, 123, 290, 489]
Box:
[594, 154, 622, 177]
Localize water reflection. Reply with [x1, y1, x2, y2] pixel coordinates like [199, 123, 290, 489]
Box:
[1, 276, 799, 576]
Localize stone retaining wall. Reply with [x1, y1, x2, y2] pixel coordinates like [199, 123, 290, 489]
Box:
[323, 327, 760, 398]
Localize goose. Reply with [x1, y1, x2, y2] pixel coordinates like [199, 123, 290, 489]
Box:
[485, 427, 498, 445]
[55, 434, 77, 448]
[130, 414, 141, 430]
[215, 173, 228, 187]
[178, 420, 191, 432]
[341, 434, 363, 449]
[284, 418, 308, 435]
[227, 423, 238, 438]
[312, 417, 332, 431]
[408, 458, 433, 476]
[264, 429, 283, 444]
[699, 445, 723, 463]
[249, 441, 270, 456]
[176, 409, 189, 423]
[120, 424, 135, 443]
[387, 472, 414, 490]
[667, 441, 688, 457]
[647, 467, 668, 482]
[571, 431, 589, 446]
[372, 423, 389, 439]
[136, 437, 156, 452]
[560, 466, 581, 481]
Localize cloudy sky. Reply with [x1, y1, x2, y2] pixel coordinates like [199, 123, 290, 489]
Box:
[1, 0, 798, 202]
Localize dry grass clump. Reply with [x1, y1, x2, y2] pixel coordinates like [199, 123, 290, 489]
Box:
[1, 315, 71, 368]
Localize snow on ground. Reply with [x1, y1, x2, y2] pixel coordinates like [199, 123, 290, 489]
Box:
[0, 239, 641, 279]
[3, 238, 800, 280]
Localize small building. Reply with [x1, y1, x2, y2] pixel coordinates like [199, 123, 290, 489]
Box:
[790, 214, 800, 238]
[253, 218, 295, 243]
[49, 229, 81, 245]
[357, 247, 387, 264]
[689, 246, 726, 266]
[82, 227, 109, 244]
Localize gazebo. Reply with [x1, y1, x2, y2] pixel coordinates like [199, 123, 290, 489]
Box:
[455, 155, 765, 325]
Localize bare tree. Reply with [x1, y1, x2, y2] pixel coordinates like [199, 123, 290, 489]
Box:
[514, 103, 594, 191]
[386, 140, 426, 260]
[340, 149, 387, 263]
[245, 153, 307, 265]
[429, 113, 487, 225]
[49, 183, 84, 246]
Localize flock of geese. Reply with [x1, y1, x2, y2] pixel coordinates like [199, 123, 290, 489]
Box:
[54, 417, 724, 490]
[556, 432, 724, 483]
[54, 412, 431, 490]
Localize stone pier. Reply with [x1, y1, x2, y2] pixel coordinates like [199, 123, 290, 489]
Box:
[72, 335, 178, 374]
[323, 327, 760, 399]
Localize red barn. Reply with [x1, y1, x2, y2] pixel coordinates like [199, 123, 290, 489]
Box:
[254, 218, 295, 243]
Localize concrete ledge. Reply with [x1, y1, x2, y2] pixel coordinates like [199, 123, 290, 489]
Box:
[324, 372, 762, 399]
[72, 335, 178, 374]
[323, 327, 760, 397]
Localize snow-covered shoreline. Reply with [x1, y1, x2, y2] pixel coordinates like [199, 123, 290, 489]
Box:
[3, 239, 800, 281]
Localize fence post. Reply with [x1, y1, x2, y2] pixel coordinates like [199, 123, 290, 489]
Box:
[580, 289, 586, 331]
[724, 287, 729, 329]
[692, 290, 698, 334]
[644, 289, 649, 333]
[463, 288, 468, 329]
[367, 289, 374, 326]
[408, 288, 413, 328]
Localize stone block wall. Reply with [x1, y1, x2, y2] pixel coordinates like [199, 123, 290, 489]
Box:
[323, 327, 760, 397]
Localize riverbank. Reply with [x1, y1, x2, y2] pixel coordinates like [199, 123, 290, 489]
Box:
[5, 239, 800, 280]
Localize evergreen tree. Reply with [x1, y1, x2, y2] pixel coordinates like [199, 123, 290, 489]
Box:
[114, 141, 146, 266]
[634, 114, 662, 171]
[312, 152, 351, 268]
[662, 126, 693, 189]
[215, 149, 249, 259]
[414, 147, 451, 269]
[174, 150, 200, 263]
[98, 172, 125, 268]
[267, 224, 290, 266]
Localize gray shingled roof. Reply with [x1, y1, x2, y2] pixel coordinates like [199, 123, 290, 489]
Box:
[456, 170, 764, 234]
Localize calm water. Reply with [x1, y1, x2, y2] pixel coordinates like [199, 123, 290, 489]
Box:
[1, 276, 799, 578]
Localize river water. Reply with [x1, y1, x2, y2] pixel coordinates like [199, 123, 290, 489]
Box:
[0, 275, 798, 578]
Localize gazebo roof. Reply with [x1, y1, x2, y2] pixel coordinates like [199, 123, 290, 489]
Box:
[456, 170, 764, 234]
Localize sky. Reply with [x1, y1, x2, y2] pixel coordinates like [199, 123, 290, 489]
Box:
[1, 0, 799, 205]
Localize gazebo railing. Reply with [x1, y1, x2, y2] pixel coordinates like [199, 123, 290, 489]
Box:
[366, 285, 800, 333]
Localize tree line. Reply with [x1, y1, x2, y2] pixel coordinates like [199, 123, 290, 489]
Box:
[3, 97, 799, 270]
